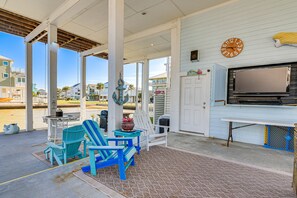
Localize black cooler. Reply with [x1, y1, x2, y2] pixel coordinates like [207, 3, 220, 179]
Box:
[99, 110, 108, 132]
[159, 118, 170, 133]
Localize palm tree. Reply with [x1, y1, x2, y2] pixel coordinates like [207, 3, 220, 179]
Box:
[62, 86, 70, 98]
[96, 83, 104, 101]
[128, 84, 134, 91]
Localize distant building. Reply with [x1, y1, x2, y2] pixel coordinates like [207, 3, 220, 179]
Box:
[87, 84, 99, 100]
[0, 55, 26, 102]
[149, 72, 167, 94]
[100, 82, 137, 103]
[70, 83, 80, 100]
[149, 72, 170, 124]
[37, 89, 47, 97]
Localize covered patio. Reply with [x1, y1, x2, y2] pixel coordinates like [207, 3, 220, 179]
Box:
[0, 130, 294, 197]
[0, 0, 297, 197]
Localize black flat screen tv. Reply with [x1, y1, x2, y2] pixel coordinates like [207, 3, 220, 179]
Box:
[233, 65, 291, 96]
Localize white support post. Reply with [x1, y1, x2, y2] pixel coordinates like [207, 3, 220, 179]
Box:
[170, 19, 181, 132]
[47, 24, 58, 140]
[80, 55, 87, 121]
[135, 62, 139, 109]
[25, 42, 33, 131]
[142, 59, 149, 113]
[166, 57, 171, 88]
[107, 0, 124, 137]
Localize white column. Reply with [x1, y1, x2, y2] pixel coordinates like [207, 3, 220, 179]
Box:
[166, 57, 171, 87]
[170, 20, 181, 132]
[25, 42, 33, 131]
[135, 62, 139, 109]
[47, 24, 58, 139]
[142, 59, 149, 113]
[80, 55, 87, 121]
[108, 0, 124, 136]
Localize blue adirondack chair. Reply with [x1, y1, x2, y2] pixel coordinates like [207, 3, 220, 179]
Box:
[82, 120, 136, 180]
[46, 125, 86, 166]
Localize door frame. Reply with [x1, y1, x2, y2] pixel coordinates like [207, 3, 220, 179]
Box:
[179, 70, 211, 137]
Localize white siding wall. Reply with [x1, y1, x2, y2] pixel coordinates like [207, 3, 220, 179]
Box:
[180, 0, 297, 145]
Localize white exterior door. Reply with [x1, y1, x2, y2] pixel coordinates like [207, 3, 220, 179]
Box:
[180, 74, 211, 135]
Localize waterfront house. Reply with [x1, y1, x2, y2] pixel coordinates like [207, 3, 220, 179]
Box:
[70, 83, 80, 100]
[0, 55, 26, 102]
[86, 84, 98, 101]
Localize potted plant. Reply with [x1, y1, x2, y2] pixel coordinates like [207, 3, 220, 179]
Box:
[122, 118, 134, 131]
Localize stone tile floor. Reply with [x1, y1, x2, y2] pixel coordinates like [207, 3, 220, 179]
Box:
[84, 146, 295, 198]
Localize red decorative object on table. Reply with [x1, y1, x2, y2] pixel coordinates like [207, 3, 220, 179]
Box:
[122, 117, 134, 131]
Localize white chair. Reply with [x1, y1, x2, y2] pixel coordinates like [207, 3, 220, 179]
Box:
[133, 109, 169, 151]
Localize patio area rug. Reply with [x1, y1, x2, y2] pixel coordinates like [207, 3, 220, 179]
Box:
[81, 146, 295, 198]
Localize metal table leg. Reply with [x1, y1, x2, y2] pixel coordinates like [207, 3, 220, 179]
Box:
[227, 122, 233, 147]
[137, 135, 141, 155]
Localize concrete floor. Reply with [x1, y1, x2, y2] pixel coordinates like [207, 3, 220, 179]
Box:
[0, 130, 49, 183]
[0, 130, 294, 197]
[0, 130, 108, 198]
[168, 132, 293, 174]
[0, 159, 108, 198]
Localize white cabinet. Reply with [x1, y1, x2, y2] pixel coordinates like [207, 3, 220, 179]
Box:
[210, 64, 227, 106]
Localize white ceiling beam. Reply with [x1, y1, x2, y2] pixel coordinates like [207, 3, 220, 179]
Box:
[54, 0, 99, 27]
[81, 20, 176, 57]
[25, 0, 80, 43]
[124, 50, 170, 64]
[80, 44, 108, 57]
[25, 21, 48, 43]
[47, 0, 80, 22]
[124, 20, 176, 43]
[31, 31, 48, 44]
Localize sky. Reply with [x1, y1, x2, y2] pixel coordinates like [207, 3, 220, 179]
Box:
[0, 32, 167, 90]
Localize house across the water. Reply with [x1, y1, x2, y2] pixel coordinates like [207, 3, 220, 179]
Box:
[0, 55, 26, 102]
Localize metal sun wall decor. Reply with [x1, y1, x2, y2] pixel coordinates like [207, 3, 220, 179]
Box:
[112, 73, 129, 105]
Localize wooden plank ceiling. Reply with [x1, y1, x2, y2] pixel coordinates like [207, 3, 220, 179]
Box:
[0, 8, 107, 59]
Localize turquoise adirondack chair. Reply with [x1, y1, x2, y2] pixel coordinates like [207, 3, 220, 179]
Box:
[82, 120, 136, 180]
[46, 125, 86, 166]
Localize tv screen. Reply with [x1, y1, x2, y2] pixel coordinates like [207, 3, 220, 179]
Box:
[234, 66, 290, 95]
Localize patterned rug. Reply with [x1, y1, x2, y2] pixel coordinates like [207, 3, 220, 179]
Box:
[82, 146, 295, 198]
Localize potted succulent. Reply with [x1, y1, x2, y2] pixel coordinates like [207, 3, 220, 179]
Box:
[122, 117, 134, 131]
